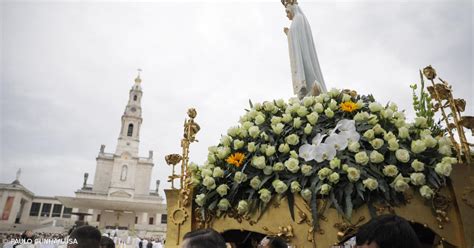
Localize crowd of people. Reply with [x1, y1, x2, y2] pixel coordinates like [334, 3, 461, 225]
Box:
[0, 214, 428, 248]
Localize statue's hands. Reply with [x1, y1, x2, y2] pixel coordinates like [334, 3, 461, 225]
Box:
[284, 27, 289, 35]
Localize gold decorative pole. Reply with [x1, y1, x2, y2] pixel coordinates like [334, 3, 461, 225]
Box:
[424, 65, 472, 164]
[165, 108, 200, 245]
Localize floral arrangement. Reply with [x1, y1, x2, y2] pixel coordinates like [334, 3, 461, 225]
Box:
[190, 89, 456, 227]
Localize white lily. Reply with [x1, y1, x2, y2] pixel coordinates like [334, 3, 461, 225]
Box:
[339, 130, 361, 143]
[337, 119, 356, 132]
[311, 133, 327, 146]
[314, 143, 337, 162]
[325, 134, 348, 151]
[299, 144, 316, 162]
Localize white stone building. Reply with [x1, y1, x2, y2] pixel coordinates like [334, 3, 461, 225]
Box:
[58, 74, 167, 238]
[1, 74, 167, 238]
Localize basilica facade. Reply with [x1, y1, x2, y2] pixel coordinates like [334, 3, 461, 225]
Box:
[1, 74, 167, 239]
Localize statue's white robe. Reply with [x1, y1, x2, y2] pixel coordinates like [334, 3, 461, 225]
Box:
[287, 5, 327, 99]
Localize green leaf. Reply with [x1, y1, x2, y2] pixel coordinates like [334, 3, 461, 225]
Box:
[287, 192, 295, 221]
[249, 99, 254, 108]
[311, 190, 318, 229]
[344, 183, 354, 219]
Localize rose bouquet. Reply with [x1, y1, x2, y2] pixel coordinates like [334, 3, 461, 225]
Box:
[190, 89, 456, 227]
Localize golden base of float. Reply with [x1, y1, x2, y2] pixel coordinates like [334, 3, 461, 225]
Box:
[164, 164, 473, 248]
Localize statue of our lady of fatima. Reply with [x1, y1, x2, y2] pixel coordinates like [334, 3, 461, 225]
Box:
[283, 0, 327, 99]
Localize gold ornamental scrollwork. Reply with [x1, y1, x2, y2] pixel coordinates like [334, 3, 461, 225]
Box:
[262, 225, 294, 242]
[171, 207, 188, 226]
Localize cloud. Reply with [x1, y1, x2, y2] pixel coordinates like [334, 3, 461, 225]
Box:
[1, 1, 472, 198]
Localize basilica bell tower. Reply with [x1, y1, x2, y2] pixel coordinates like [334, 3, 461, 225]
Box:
[115, 73, 143, 157]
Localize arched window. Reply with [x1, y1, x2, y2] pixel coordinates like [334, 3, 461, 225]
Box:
[133, 95, 137, 101]
[127, 124, 134, 137]
[120, 165, 128, 181]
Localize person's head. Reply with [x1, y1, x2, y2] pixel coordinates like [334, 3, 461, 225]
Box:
[356, 214, 422, 248]
[258, 236, 288, 248]
[68, 225, 101, 248]
[181, 229, 226, 248]
[100, 236, 115, 248]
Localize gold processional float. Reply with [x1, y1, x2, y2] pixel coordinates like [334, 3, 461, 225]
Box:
[163, 67, 474, 248]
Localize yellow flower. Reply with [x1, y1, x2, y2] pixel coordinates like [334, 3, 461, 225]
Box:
[226, 152, 246, 167]
[340, 101, 358, 112]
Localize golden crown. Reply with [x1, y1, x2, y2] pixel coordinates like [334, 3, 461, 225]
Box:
[281, 0, 297, 7]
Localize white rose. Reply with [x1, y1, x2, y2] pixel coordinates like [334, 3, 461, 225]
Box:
[233, 139, 245, 150]
[354, 112, 370, 122]
[411, 159, 425, 172]
[247, 142, 257, 152]
[398, 127, 410, 139]
[383, 165, 399, 177]
[303, 96, 315, 107]
[248, 126, 260, 138]
[372, 124, 386, 135]
[355, 151, 369, 165]
[307, 112, 319, 125]
[328, 172, 340, 184]
[391, 174, 410, 192]
[370, 150, 385, 163]
[320, 184, 332, 195]
[278, 143, 290, 154]
[220, 135, 232, 147]
[435, 162, 452, 177]
[265, 145, 276, 156]
[301, 164, 313, 176]
[387, 138, 399, 151]
[273, 162, 285, 171]
[411, 140, 427, 154]
[348, 141, 361, 153]
[329, 158, 341, 169]
[368, 102, 383, 112]
[251, 156, 266, 169]
[314, 103, 324, 113]
[271, 123, 285, 135]
[216, 184, 230, 197]
[317, 167, 333, 180]
[325, 108, 335, 118]
[217, 147, 231, 159]
[370, 138, 385, 150]
[363, 178, 379, 191]
[328, 99, 338, 110]
[282, 113, 293, 123]
[297, 106, 309, 117]
[419, 185, 434, 199]
[410, 173, 426, 186]
[341, 93, 352, 102]
[347, 167, 361, 182]
[414, 117, 428, 128]
[218, 198, 230, 211]
[195, 193, 206, 207]
[227, 126, 240, 137]
[284, 157, 300, 173]
[363, 130, 375, 140]
[304, 123, 313, 134]
[255, 114, 265, 125]
[293, 117, 302, 128]
[395, 149, 410, 163]
[438, 145, 452, 156]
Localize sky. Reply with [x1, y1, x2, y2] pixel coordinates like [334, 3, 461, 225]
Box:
[1, 0, 472, 198]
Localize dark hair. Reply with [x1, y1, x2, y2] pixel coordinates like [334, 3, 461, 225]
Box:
[100, 236, 115, 248]
[266, 236, 288, 248]
[182, 228, 226, 248]
[69, 225, 101, 248]
[356, 214, 422, 248]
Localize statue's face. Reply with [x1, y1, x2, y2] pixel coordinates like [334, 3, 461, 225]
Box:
[286, 9, 294, 20]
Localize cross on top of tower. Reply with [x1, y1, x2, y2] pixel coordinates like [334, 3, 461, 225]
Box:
[135, 68, 142, 83]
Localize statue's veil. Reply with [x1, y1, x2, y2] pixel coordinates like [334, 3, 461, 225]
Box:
[287, 4, 327, 96]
